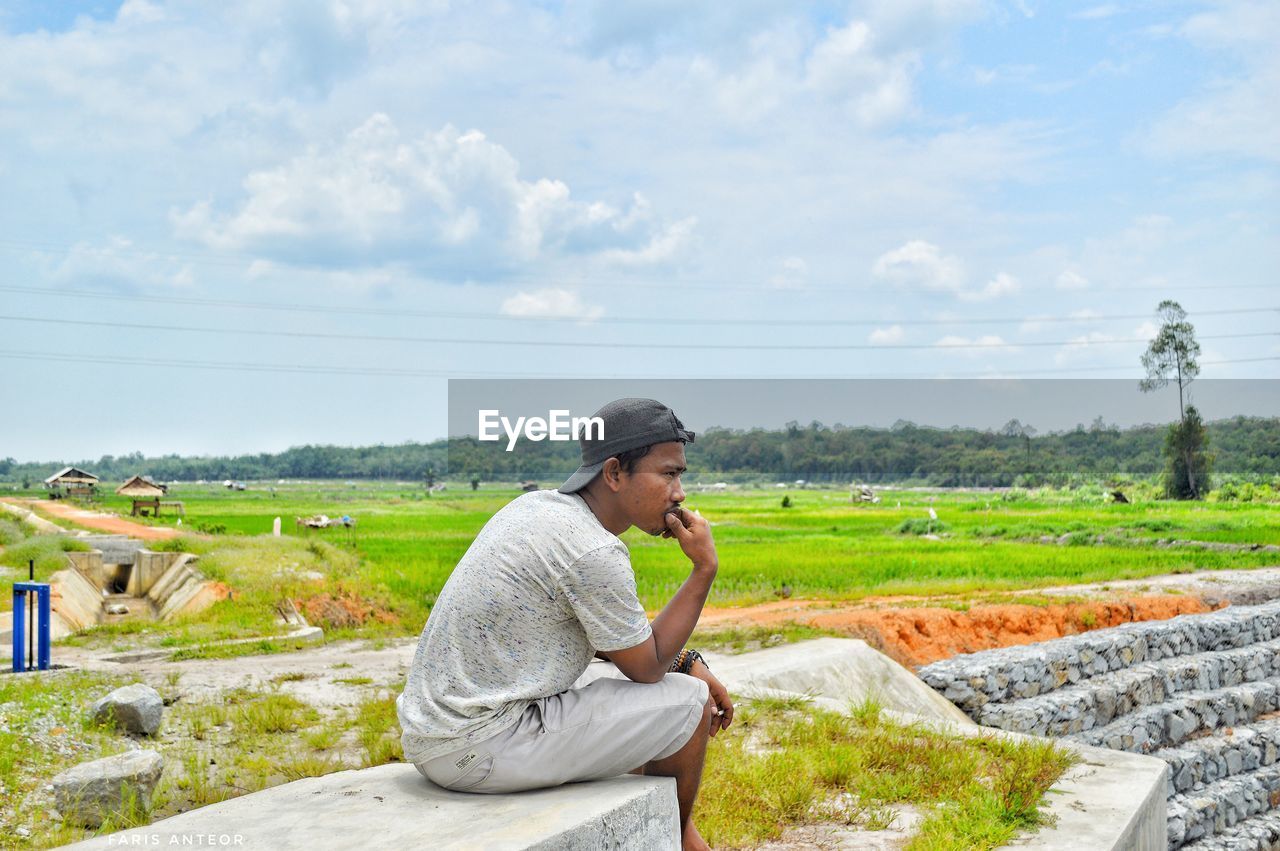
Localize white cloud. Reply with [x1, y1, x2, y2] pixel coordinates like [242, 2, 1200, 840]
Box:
[934, 334, 1013, 357]
[958, 271, 1020, 302]
[868, 325, 905, 344]
[1056, 269, 1090, 290]
[500, 288, 604, 322]
[1053, 331, 1121, 365]
[872, 240, 965, 292]
[768, 256, 808, 290]
[1145, 2, 1280, 163]
[803, 20, 918, 126]
[48, 237, 193, 291]
[173, 114, 692, 278]
[1072, 6, 1119, 21]
[1053, 322, 1155, 366]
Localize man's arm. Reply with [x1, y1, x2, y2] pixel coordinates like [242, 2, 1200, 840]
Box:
[607, 509, 717, 684]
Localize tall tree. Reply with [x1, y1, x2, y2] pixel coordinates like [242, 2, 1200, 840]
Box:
[1139, 300, 1200, 421]
[1139, 300, 1205, 497]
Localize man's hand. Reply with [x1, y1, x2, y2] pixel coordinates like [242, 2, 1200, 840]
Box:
[662, 508, 718, 572]
[687, 659, 733, 736]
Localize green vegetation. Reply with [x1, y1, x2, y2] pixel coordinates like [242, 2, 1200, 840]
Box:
[2, 414, 1277, 487]
[0, 669, 409, 848]
[8, 480, 1279, 634]
[700, 697, 1075, 849]
[693, 624, 842, 655]
[0, 669, 134, 846]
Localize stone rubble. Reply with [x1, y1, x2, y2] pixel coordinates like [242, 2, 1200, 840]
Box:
[51, 749, 164, 828]
[91, 683, 164, 737]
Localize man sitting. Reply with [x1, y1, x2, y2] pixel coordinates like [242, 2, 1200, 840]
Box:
[397, 398, 732, 850]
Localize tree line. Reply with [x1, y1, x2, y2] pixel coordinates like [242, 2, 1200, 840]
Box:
[4, 415, 1276, 489]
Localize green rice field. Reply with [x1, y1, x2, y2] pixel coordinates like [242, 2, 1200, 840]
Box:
[5, 481, 1276, 639]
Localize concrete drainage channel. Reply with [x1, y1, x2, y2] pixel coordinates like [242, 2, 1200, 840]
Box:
[920, 600, 1280, 850]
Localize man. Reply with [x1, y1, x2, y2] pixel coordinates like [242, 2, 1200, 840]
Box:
[397, 398, 731, 851]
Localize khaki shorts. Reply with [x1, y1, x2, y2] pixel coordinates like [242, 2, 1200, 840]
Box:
[416, 672, 710, 794]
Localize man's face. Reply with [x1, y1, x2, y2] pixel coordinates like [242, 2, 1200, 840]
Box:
[617, 442, 687, 536]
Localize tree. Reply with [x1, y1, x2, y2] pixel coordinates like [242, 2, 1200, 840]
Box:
[1140, 300, 1200, 422]
[1164, 405, 1213, 499]
[1139, 300, 1206, 498]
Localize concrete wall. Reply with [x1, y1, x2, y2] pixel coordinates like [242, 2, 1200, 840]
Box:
[146, 555, 228, 620]
[48, 567, 103, 630]
[65, 551, 105, 588]
[132, 550, 180, 595]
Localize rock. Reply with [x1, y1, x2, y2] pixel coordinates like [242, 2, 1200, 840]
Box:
[105, 603, 130, 615]
[92, 683, 164, 736]
[52, 750, 164, 828]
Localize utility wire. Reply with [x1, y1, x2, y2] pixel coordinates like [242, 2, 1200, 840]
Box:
[0, 313, 1275, 351]
[0, 348, 1274, 379]
[2, 284, 1275, 328]
[0, 239, 1274, 294]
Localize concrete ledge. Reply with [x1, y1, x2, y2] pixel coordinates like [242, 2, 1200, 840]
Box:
[100, 626, 325, 664]
[57, 765, 679, 851]
[577, 638, 975, 726]
[931, 720, 1170, 850]
[710, 637, 976, 727]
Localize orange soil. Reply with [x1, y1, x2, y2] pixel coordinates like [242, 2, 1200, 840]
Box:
[2, 498, 182, 541]
[700, 595, 1214, 668]
[295, 591, 399, 629]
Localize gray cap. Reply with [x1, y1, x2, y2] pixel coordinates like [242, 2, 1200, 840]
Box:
[558, 398, 695, 494]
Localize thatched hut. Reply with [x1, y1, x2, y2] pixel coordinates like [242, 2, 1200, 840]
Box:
[44, 466, 99, 500]
[116, 475, 169, 516]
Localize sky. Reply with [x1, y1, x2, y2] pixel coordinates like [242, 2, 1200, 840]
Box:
[0, 0, 1276, 461]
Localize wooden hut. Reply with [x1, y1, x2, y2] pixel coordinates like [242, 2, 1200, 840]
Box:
[116, 475, 169, 516]
[44, 466, 99, 500]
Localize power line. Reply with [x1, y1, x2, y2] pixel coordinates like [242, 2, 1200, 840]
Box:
[0, 238, 1274, 294]
[3, 284, 1275, 328]
[0, 348, 1273, 379]
[1, 313, 1275, 351]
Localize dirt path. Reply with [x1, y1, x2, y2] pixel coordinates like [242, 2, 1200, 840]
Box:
[0, 497, 183, 540]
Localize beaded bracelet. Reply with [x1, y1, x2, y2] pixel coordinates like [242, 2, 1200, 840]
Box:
[670, 648, 708, 674]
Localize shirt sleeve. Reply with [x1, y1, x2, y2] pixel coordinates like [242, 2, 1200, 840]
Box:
[561, 543, 653, 652]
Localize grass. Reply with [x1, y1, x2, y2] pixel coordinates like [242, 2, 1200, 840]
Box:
[693, 623, 843, 655]
[2, 480, 1261, 845]
[15, 480, 1279, 648]
[0, 669, 134, 843]
[699, 697, 1076, 849]
[355, 689, 404, 767]
[0, 664, 408, 849]
[232, 692, 317, 735]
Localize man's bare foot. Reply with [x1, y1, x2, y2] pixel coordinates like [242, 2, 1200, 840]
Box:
[682, 819, 711, 851]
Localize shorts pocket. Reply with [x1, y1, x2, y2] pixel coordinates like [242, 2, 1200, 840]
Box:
[446, 754, 494, 792]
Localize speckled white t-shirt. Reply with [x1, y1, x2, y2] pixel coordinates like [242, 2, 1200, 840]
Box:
[396, 490, 653, 763]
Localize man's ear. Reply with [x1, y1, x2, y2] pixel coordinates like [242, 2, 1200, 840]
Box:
[600, 457, 624, 493]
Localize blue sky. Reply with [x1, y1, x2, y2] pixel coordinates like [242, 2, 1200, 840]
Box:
[0, 0, 1275, 460]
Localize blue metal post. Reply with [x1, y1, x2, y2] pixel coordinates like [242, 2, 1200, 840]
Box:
[10, 585, 24, 674]
[37, 585, 50, 670]
[12, 582, 51, 673]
